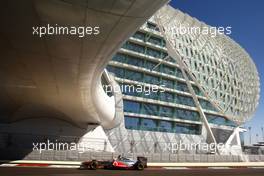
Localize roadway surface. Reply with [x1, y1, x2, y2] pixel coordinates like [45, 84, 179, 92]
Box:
[0, 167, 264, 176]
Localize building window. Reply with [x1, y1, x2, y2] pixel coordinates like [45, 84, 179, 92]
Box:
[127, 55, 143, 67]
[192, 85, 203, 96]
[123, 100, 140, 113]
[124, 116, 201, 135]
[175, 81, 189, 92]
[206, 113, 237, 127]
[145, 60, 157, 71]
[160, 91, 174, 103]
[125, 116, 140, 130]
[141, 118, 157, 131]
[112, 53, 126, 63]
[175, 109, 200, 121]
[146, 47, 161, 58]
[141, 103, 159, 116]
[175, 94, 195, 107]
[160, 106, 173, 117]
[162, 65, 175, 75]
[199, 99, 217, 111]
[107, 66, 124, 78]
[162, 78, 174, 89]
[122, 42, 145, 54]
[175, 68, 183, 78]
[132, 31, 145, 41]
[125, 69, 142, 81]
[159, 121, 173, 132]
[143, 88, 159, 100]
[148, 36, 164, 47]
[175, 123, 201, 135]
[144, 74, 160, 85]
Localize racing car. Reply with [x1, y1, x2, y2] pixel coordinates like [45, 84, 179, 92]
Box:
[79, 155, 147, 170]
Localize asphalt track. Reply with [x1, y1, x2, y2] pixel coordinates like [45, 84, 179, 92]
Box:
[1, 167, 264, 176]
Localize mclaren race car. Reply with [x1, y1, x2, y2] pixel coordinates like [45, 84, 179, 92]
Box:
[80, 155, 147, 170]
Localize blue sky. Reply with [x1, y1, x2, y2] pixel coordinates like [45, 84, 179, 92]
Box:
[169, 0, 264, 144]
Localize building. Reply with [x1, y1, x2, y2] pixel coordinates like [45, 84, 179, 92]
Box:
[104, 6, 260, 156]
[0, 1, 260, 160]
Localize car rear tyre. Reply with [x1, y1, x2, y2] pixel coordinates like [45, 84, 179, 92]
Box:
[136, 162, 144, 170]
[89, 160, 98, 170]
[79, 164, 88, 170]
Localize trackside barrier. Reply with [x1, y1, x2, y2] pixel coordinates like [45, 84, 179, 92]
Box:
[1, 149, 264, 162]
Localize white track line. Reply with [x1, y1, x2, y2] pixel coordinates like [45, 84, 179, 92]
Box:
[48, 165, 79, 168]
[0, 164, 18, 167]
[163, 167, 189, 169]
[208, 167, 232, 169]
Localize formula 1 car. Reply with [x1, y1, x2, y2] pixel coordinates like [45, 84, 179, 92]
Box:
[80, 155, 147, 170]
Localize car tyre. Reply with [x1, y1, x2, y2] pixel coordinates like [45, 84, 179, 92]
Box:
[136, 162, 144, 170]
[89, 160, 98, 170]
[79, 164, 88, 170]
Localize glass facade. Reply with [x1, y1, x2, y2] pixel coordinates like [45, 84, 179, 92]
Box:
[125, 115, 201, 135]
[123, 99, 200, 122]
[108, 20, 237, 136]
[107, 65, 192, 94]
[122, 41, 167, 59]
[205, 113, 237, 127]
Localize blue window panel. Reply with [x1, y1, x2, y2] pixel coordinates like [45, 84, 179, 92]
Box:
[122, 42, 145, 54]
[206, 113, 237, 127]
[175, 123, 201, 135]
[125, 69, 142, 81]
[133, 31, 145, 41]
[192, 85, 204, 96]
[144, 74, 160, 85]
[141, 118, 157, 131]
[199, 99, 217, 111]
[175, 123, 189, 134]
[161, 52, 168, 59]
[112, 53, 126, 63]
[123, 100, 140, 113]
[162, 78, 174, 89]
[124, 116, 201, 135]
[141, 103, 159, 116]
[175, 68, 183, 78]
[191, 111, 200, 121]
[162, 65, 175, 75]
[175, 94, 195, 107]
[125, 116, 140, 130]
[160, 106, 173, 117]
[160, 91, 174, 103]
[175, 81, 189, 92]
[175, 109, 200, 121]
[148, 36, 164, 47]
[107, 66, 124, 78]
[145, 60, 157, 71]
[127, 55, 143, 67]
[167, 56, 176, 63]
[185, 71, 193, 81]
[146, 47, 161, 58]
[106, 65, 115, 73]
[159, 121, 173, 132]
[143, 89, 159, 100]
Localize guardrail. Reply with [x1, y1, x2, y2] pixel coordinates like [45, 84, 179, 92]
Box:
[1, 149, 264, 162]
